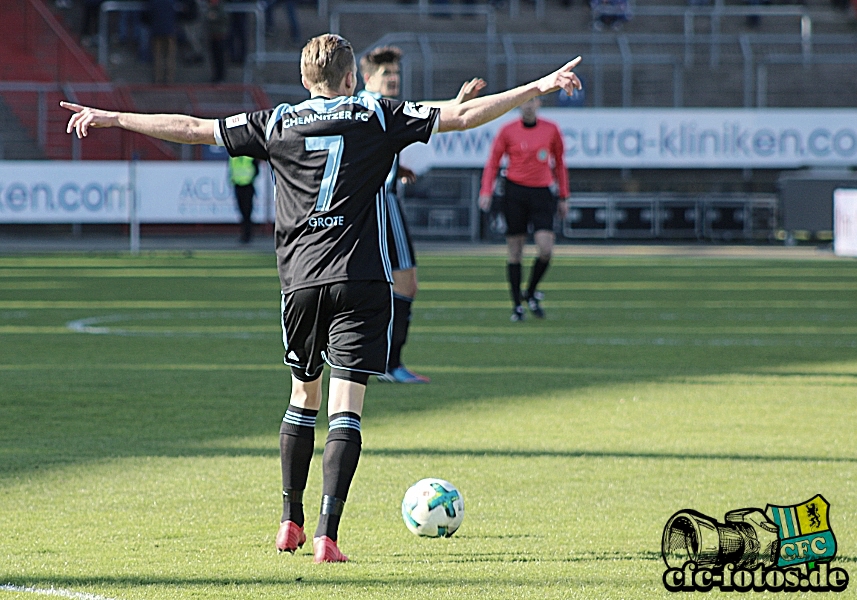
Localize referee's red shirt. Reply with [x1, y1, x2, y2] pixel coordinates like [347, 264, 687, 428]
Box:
[479, 118, 569, 199]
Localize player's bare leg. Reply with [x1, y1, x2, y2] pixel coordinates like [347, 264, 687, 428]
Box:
[382, 268, 429, 383]
[313, 376, 365, 563]
[506, 234, 526, 321]
[523, 230, 555, 318]
[276, 375, 322, 553]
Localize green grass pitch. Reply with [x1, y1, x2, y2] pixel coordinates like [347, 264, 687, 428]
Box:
[1, 249, 856, 599]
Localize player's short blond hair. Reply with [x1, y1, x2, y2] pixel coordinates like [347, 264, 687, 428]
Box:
[359, 46, 403, 78]
[301, 34, 355, 90]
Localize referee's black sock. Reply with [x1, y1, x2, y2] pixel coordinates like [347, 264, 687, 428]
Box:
[527, 257, 551, 298]
[315, 411, 362, 541]
[279, 404, 318, 527]
[389, 294, 413, 371]
[507, 262, 522, 307]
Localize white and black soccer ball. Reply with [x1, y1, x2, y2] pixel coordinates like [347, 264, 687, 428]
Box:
[401, 478, 464, 538]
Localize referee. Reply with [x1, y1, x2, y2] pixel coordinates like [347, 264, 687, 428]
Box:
[61, 34, 582, 563]
[478, 97, 570, 322]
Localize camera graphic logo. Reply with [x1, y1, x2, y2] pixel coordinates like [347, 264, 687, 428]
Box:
[661, 495, 849, 592]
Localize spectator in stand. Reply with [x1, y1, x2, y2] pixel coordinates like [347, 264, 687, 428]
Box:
[149, 0, 178, 84]
[744, 0, 768, 29]
[118, 8, 151, 63]
[177, 0, 206, 65]
[228, 2, 249, 64]
[79, 0, 104, 47]
[265, 0, 301, 46]
[590, 0, 629, 31]
[205, 0, 229, 83]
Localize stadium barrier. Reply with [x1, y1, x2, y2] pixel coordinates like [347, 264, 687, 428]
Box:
[562, 193, 777, 241]
[255, 30, 857, 108]
[0, 160, 274, 252]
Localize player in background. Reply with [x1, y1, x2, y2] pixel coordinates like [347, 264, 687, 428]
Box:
[358, 46, 486, 384]
[478, 97, 570, 322]
[60, 34, 582, 563]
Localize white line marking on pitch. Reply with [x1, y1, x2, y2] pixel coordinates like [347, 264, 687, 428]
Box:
[0, 584, 122, 600]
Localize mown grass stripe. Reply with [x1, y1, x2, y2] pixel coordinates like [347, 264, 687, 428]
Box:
[420, 281, 857, 291]
[3, 325, 857, 337]
[3, 300, 857, 310]
[0, 269, 276, 278]
[0, 364, 607, 374]
[0, 301, 273, 309]
[414, 325, 857, 335]
[4, 270, 857, 290]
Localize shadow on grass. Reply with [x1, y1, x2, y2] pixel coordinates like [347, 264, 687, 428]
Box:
[2, 348, 857, 481]
[4, 255, 857, 481]
[4, 550, 857, 592]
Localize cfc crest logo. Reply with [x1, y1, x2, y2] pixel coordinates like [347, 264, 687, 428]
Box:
[767, 495, 837, 567]
[662, 495, 849, 592]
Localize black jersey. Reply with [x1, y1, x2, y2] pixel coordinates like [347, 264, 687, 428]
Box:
[356, 90, 400, 196]
[217, 96, 439, 293]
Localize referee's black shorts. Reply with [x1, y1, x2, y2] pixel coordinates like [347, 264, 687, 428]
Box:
[502, 179, 557, 237]
[281, 280, 392, 381]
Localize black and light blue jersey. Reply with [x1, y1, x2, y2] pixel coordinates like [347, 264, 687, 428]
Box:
[217, 96, 439, 293]
[356, 90, 399, 197]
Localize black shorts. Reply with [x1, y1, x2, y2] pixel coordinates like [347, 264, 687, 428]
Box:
[281, 280, 393, 380]
[386, 192, 416, 271]
[502, 180, 556, 237]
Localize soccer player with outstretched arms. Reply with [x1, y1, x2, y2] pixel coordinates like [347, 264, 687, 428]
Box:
[61, 33, 582, 563]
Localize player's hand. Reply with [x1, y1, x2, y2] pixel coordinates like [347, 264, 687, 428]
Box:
[398, 165, 417, 185]
[478, 194, 493, 212]
[557, 197, 569, 220]
[455, 78, 487, 104]
[60, 101, 119, 138]
[536, 57, 582, 96]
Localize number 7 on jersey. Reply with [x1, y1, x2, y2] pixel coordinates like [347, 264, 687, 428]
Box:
[305, 135, 344, 212]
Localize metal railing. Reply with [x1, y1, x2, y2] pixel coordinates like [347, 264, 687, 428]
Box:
[98, 1, 267, 68]
[309, 31, 857, 109]
[562, 193, 778, 240]
[0, 81, 267, 160]
[755, 52, 857, 108]
[590, 4, 813, 68]
[328, 3, 498, 38]
[0, 81, 117, 158]
[319, 0, 545, 22]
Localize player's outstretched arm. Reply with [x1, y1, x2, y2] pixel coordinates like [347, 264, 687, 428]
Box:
[60, 101, 218, 145]
[437, 58, 581, 133]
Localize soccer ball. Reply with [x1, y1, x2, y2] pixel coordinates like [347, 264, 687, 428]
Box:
[401, 478, 464, 538]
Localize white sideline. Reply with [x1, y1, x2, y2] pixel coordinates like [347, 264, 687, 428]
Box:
[1, 585, 120, 600]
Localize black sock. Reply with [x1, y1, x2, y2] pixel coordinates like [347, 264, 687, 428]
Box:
[315, 412, 362, 541]
[388, 294, 413, 371]
[279, 404, 317, 527]
[527, 257, 550, 297]
[507, 262, 522, 307]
